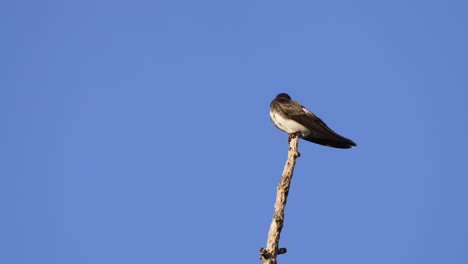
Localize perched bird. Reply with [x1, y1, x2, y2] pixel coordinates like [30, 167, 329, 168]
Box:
[270, 93, 356, 149]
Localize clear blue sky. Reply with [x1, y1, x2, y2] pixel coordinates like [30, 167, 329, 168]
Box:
[2, 1, 468, 263]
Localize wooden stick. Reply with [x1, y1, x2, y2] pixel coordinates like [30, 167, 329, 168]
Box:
[259, 133, 300, 264]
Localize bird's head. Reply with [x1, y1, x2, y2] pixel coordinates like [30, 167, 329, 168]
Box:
[275, 93, 291, 100]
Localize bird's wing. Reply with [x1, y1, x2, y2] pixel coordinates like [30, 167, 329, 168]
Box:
[279, 101, 356, 147]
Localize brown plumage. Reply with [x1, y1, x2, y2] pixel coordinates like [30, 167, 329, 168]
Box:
[270, 93, 356, 149]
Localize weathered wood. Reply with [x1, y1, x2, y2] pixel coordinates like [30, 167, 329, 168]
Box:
[259, 134, 300, 264]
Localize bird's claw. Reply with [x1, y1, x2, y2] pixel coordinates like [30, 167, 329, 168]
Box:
[288, 132, 299, 143]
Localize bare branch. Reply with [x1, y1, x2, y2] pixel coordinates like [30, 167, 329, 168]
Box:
[260, 133, 300, 264]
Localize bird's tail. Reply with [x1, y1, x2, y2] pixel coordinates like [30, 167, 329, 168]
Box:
[303, 135, 357, 149]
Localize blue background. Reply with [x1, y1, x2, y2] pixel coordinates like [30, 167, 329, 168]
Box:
[2, 1, 468, 263]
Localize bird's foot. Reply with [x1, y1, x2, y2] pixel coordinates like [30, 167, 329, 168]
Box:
[288, 132, 300, 143]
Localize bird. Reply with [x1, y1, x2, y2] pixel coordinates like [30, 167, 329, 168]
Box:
[270, 93, 356, 149]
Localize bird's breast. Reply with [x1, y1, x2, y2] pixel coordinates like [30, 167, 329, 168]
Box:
[270, 111, 311, 137]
